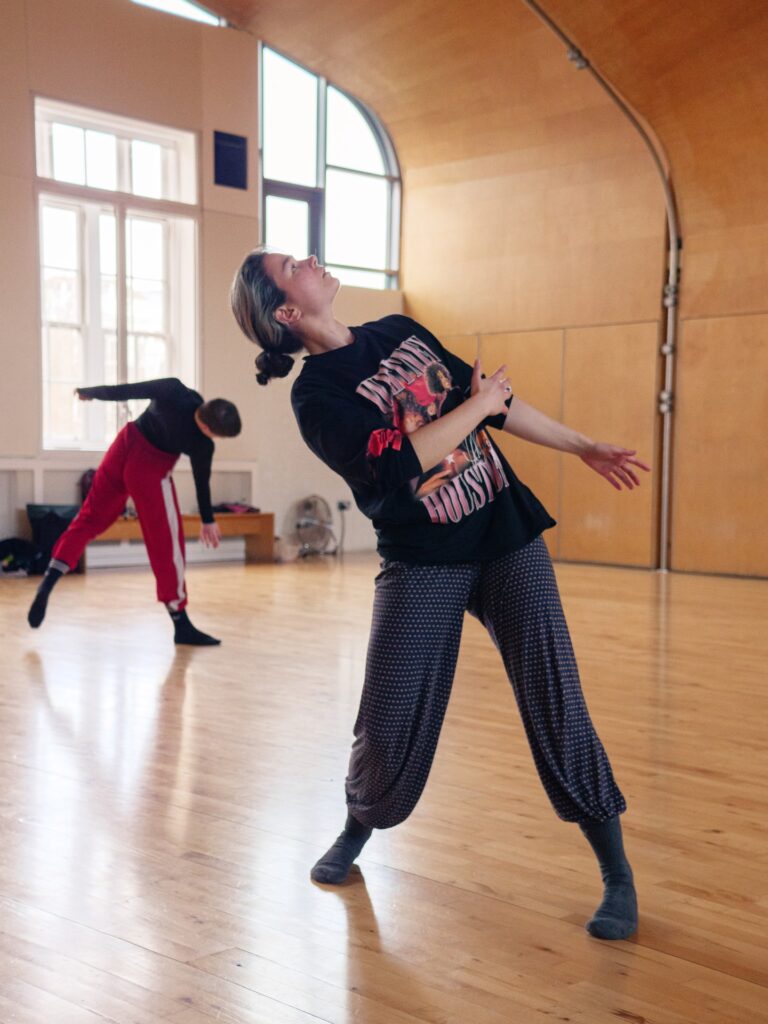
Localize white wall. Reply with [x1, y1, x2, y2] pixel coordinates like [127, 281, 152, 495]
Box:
[0, 0, 402, 552]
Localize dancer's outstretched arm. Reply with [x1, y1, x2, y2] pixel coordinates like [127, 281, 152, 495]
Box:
[75, 378, 187, 402]
[474, 361, 651, 492]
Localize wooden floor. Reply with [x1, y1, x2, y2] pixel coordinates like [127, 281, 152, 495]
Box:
[0, 555, 766, 1024]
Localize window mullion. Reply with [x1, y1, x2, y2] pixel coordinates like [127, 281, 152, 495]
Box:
[164, 146, 172, 202]
[165, 218, 174, 376]
[316, 76, 327, 263]
[84, 204, 102, 441]
[118, 136, 130, 194]
[116, 204, 129, 423]
[310, 194, 323, 262]
[75, 206, 87, 441]
[386, 182, 392, 287]
[388, 179, 401, 287]
[315, 76, 325, 190]
[325, 162, 399, 183]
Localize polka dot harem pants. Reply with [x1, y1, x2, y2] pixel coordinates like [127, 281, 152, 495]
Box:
[345, 535, 626, 829]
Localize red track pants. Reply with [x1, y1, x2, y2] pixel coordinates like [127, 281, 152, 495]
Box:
[53, 423, 188, 610]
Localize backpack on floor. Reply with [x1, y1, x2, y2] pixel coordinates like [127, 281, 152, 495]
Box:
[26, 504, 81, 572]
[0, 537, 46, 575]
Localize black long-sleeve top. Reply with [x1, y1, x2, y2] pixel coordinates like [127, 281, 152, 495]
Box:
[291, 315, 555, 564]
[78, 378, 215, 523]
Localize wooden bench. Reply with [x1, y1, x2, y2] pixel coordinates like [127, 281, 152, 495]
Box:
[86, 511, 275, 568]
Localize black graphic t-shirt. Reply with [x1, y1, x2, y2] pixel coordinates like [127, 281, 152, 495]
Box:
[291, 314, 555, 564]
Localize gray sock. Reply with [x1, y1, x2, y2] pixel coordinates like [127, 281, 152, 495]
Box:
[579, 816, 638, 940]
[311, 813, 372, 884]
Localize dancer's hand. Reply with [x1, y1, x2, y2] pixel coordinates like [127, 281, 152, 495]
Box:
[471, 360, 512, 417]
[580, 443, 651, 491]
[200, 522, 221, 548]
[74, 388, 92, 401]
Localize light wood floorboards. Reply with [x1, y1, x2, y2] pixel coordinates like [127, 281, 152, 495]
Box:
[0, 555, 766, 1023]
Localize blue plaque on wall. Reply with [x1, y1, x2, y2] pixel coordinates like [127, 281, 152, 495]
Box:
[214, 131, 247, 190]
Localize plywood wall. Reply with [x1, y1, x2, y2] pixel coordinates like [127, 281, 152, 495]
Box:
[445, 331, 563, 561]
[525, 0, 768, 576]
[445, 324, 660, 568]
[671, 314, 768, 577]
[559, 323, 660, 567]
[543, 0, 768, 321]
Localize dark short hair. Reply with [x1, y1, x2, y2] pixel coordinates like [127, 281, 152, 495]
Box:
[198, 398, 242, 437]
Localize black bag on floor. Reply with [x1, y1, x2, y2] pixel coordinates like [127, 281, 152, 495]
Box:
[0, 537, 46, 575]
[26, 503, 80, 572]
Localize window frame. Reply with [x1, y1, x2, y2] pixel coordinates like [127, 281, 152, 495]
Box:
[258, 43, 401, 289]
[262, 180, 324, 261]
[34, 95, 202, 453]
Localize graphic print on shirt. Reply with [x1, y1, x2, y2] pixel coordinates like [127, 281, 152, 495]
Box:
[356, 335, 509, 525]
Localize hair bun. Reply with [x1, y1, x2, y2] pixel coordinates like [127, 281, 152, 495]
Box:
[255, 348, 295, 386]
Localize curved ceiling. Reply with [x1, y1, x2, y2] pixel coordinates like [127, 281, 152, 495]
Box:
[208, 1, 648, 170]
[538, 0, 768, 316]
[209, 0, 768, 318]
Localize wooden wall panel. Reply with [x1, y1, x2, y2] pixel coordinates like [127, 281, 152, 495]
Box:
[671, 315, 768, 577]
[440, 335, 477, 366]
[443, 331, 563, 559]
[479, 331, 563, 559]
[559, 323, 660, 567]
[402, 158, 664, 337]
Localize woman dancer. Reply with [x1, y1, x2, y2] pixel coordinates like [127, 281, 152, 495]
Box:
[231, 250, 649, 940]
[28, 378, 241, 646]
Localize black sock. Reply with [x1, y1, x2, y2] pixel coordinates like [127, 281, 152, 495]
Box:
[168, 608, 221, 646]
[579, 816, 638, 940]
[311, 812, 373, 884]
[27, 561, 67, 628]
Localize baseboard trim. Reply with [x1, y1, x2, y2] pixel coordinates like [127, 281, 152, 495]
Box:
[87, 537, 246, 569]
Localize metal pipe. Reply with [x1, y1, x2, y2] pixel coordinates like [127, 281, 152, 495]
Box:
[521, 0, 681, 570]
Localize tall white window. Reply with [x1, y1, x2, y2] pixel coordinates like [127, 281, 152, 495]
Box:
[35, 98, 198, 450]
[260, 47, 400, 290]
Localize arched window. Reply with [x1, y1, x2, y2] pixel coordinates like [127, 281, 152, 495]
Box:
[260, 46, 400, 289]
